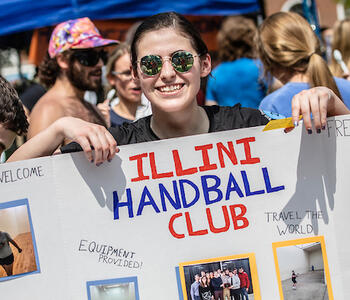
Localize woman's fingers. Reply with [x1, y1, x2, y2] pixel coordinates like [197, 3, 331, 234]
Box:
[291, 87, 332, 133]
[87, 126, 117, 165]
[60, 117, 117, 165]
[75, 135, 94, 162]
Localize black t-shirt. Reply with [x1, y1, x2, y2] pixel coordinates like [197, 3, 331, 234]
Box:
[61, 105, 270, 153]
[199, 285, 212, 300]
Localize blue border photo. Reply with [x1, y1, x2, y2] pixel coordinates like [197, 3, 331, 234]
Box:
[86, 276, 139, 300]
[0, 198, 40, 281]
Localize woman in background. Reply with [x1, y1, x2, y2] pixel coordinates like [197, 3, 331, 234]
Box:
[8, 12, 350, 165]
[329, 19, 350, 78]
[98, 43, 151, 127]
[258, 12, 350, 119]
[206, 16, 266, 109]
[199, 276, 212, 300]
[0, 230, 22, 276]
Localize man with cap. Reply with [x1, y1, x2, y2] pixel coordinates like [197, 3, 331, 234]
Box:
[28, 17, 118, 144]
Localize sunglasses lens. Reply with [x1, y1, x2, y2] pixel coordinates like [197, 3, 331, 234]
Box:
[100, 50, 108, 65]
[172, 51, 194, 73]
[74, 50, 106, 67]
[140, 55, 162, 76]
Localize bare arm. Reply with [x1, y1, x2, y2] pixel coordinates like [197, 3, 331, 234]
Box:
[8, 117, 118, 165]
[8, 238, 22, 253]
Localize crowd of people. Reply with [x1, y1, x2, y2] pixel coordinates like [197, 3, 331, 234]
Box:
[0, 10, 348, 165]
[0, 3, 348, 284]
[190, 267, 250, 300]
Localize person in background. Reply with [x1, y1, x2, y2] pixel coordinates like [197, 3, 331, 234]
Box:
[199, 275, 212, 300]
[0, 75, 28, 162]
[19, 68, 46, 117]
[191, 274, 201, 300]
[258, 12, 350, 120]
[8, 12, 350, 166]
[329, 19, 350, 78]
[211, 271, 224, 300]
[206, 16, 266, 109]
[0, 230, 22, 276]
[222, 269, 231, 300]
[97, 43, 151, 127]
[28, 17, 118, 143]
[320, 26, 333, 63]
[229, 269, 241, 300]
[292, 270, 297, 289]
[238, 267, 250, 300]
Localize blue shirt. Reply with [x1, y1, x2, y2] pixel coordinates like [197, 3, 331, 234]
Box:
[259, 77, 350, 117]
[190, 281, 200, 298]
[110, 110, 133, 128]
[206, 58, 266, 109]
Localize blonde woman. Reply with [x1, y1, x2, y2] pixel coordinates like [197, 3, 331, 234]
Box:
[258, 12, 350, 123]
[329, 19, 350, 78]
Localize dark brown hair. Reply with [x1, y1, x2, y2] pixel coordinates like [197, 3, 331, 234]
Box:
[38, 51, 72, 88]
[218, 16, 257, 62]
[130, 12, 208, 71]
[0, 75, 28, 135]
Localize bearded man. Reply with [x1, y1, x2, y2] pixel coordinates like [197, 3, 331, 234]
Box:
[28, 17, 118, 143]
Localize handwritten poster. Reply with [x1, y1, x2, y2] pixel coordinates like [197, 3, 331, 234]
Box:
[1, 115, 350, 299]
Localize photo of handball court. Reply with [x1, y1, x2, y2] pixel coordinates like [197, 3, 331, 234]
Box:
[0, 205, 37, 277]
[277, 242, 329, 300]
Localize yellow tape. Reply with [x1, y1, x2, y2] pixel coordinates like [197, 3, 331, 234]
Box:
[263, 116, 302, 131]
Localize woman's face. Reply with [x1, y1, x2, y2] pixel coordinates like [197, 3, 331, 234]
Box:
[134, 28, 211, 113]
[108, 52, 141, 104]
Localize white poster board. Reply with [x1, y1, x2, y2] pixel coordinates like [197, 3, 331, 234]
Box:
[1, 115, 350, 300]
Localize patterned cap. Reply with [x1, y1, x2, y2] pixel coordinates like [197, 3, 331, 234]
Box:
[48, 17, 118, 58]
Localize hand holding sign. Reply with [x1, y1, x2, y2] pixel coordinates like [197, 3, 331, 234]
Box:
[8, 117, 118, 165]
[291, 87, 350, 133]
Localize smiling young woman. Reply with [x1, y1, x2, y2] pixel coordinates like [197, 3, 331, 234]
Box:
[62, 12, 277, 150]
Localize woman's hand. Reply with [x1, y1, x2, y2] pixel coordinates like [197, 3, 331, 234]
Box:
[8, 117, 118, 165]
[97, 99, 111, 128]
[291, 87, 350, 133]
[56, 117, 118, 165]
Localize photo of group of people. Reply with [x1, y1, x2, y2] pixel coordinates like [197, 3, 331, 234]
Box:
[273, 237, 333, 300]
[0, 199, 39, 280]
[86, 276, 139, 300]
[179, 255, 258, 300]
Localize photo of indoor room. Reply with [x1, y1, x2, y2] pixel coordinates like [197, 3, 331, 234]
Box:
[276, 241, 330, 300]
[0, 202, 38, 278]
[88, 279, 137, 300]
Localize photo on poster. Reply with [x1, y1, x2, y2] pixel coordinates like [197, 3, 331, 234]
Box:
[272, 236, 333, 300]
[0, 199, 40, 281]
[86, 276, 139, 300]
[179, 253, 260, 300]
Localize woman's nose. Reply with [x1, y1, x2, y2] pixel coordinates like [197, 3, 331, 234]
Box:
[160, 59, 176, 81]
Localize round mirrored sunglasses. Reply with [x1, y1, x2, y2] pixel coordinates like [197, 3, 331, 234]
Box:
[138, 51, 202, 76]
